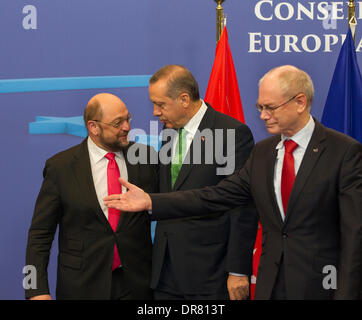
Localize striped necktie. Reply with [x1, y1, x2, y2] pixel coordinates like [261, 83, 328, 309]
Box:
[171, 128, 186, 188]
[281, 139, 299, 215]
[105, 152, 122, 270]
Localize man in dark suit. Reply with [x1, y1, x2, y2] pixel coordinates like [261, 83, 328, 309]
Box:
[146, 65, 257, 299]
[25, 93, 158, 300]
[105, 65, 362, 299]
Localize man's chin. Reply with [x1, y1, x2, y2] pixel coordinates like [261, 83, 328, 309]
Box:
[119, 140, 129, 148]
[164, 123, 173, 129]
[266, 125, 281, 135]
[106, 140, 129, 152]
[117, 134, 129, 146]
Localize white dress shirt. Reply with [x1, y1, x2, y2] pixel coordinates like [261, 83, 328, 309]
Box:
[87, 137, 128, 219]
[274, 116, 315, 220]
[171, 100, 208, 162]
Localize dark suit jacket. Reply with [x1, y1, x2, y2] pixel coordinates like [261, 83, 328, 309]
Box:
[25, 139, 158, 299]
[151, 104, 257, 295]
[151, 120, 362, 299]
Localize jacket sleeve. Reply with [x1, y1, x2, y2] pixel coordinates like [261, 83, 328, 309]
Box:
[150, 146, 254, 221]
[25, 160, 61, 299]
[335, 142, 362, 299]
[226, 124, 258, 275]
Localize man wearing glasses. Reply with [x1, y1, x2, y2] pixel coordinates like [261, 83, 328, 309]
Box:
[105, 65, 362, 299]
[25, 93, 158, 300]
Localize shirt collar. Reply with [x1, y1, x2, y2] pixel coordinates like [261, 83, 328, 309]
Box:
[183, 100, 208, 136]
[87, 136, 123, 164]
[276, 116, 315, 150]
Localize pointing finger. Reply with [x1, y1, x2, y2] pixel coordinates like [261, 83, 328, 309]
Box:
[118, 177, 133, 190]
[104, 194, 121, 201]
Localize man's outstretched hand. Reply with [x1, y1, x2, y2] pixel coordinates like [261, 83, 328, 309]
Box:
[104, 177, 152, 212]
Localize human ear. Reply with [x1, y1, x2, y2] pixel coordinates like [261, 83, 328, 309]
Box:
[178, 93, 190, 108]
[295, 94, 308, 113]
[88, 121, 100, 136]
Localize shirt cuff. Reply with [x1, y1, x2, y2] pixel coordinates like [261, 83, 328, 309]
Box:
[229, 272, 247, 277]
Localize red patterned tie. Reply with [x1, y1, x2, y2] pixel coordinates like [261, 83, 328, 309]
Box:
[281, 140, 298, 216]
[105, 152, 122, 271]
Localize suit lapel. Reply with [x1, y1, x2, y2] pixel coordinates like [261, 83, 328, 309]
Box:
[266, 137, 285, 227]
[173, 105, 215, 191]
[284, 120, 326, 224]
[72, 139, 112, 230]
[123, 143, 140, 185]
[120, 143, 140, 230]
[163, 134, 173, 192]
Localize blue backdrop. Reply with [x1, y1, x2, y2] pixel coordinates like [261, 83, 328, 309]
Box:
[0, 0, 361, 299]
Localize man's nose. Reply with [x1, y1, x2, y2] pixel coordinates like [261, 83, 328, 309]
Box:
[153, 105, 161, 117]
[120, 119, 131, 131]
[259, 109, 270, 121]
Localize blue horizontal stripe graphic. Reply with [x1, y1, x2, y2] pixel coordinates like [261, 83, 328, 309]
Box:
[0, 75, 151, 93]
[29, 116, 88, 138]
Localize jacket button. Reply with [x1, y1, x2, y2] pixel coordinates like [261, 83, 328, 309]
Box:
[282, 233, 288, 238]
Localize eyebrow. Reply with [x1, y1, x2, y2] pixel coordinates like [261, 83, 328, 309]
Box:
[151, 100, 165, 106]
[257, 101, 274, 107]
[111, 113, 129, 122]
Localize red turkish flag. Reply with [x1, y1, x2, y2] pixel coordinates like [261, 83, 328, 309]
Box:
[205, 26, 261, 300]
[205, 26, 245, 123]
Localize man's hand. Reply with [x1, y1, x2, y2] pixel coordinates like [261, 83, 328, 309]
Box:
[227, 274, 249, 300]
[104, 177, 152, 212]
[29, 294, 52, 300]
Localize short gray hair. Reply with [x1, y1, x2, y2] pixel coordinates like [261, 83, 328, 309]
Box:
[259, 65, 314, 108]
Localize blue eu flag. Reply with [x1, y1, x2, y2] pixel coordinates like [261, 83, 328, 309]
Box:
[321, 28, 362, 143]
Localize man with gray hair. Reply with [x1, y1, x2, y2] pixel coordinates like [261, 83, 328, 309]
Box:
[105, 65, 362, 299]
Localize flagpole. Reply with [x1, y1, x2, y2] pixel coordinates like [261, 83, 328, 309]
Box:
[214, 0, 225, 43]
[348, 0, 356, 42]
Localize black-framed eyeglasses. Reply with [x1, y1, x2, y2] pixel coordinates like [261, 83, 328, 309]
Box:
[256, 94, 300, 114]
[93, 114, 133, 129]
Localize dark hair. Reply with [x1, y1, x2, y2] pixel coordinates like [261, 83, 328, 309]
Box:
[83, 98, 103, 126]
[149, 65, 200, 101]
